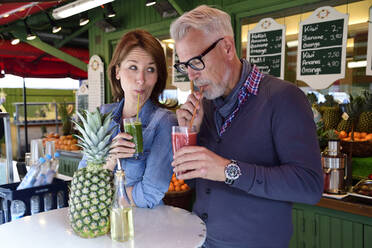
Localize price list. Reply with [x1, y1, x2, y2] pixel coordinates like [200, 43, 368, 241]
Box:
[296, 6, 348, 89]
[247, 18, 285, 79]
[300, 19, 344, 75]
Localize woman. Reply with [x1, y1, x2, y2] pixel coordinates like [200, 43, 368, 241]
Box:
[79, 30, 177, 208]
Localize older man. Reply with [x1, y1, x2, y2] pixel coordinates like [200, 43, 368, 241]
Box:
[170, 5, 323, 248]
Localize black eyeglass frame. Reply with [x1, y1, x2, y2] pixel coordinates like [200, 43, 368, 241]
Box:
[173, 37, 224, 74]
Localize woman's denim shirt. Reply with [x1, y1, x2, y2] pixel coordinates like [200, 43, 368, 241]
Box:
[78, 98, 177, 208]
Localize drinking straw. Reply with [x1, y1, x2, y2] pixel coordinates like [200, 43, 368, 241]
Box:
[136, 93, 140, 121]
[117, 158, 122, 170]
[189, 87, 204, 129]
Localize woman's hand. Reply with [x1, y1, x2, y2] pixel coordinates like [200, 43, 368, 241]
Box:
[104, 132, 136, 171]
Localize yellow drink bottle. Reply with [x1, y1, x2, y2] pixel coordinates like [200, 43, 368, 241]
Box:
[110, 159, 134, 242]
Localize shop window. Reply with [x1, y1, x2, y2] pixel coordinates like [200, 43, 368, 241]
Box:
[241, 0, 372, 102]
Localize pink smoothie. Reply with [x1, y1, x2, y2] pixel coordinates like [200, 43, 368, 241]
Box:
[172, 132, 197, 154]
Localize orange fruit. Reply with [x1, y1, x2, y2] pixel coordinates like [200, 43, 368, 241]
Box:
[339, 131, 347, 139]
[168, 183, 175, 192]
[175, 186, 181, 192]
[71, 144, 79, 150]
[353, 132, 360, 139]
[360, 132, 367, 138]
[180, 184, 188, 191]
[171, 177, 177, 183]
[365, 134, 372, 140]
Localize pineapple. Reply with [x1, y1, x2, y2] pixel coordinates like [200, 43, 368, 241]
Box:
[323, 107, 340, 130]
[69, 109, 114, 238]
[357, 91, 372, 133]
[344, 95, 364, 141]
[336, 119, 352, 133]
[58, 102, 74, 135]
[320, 95, 340, 131]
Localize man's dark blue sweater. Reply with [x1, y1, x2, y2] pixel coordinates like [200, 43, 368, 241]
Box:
[195, 61, 323, 248]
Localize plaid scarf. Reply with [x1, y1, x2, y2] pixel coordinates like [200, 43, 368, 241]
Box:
[219, 65, 263, 136]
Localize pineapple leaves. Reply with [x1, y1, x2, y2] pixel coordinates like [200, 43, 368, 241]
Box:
[72, 109, 114, 165]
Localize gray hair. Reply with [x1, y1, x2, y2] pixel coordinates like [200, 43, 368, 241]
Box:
[170, 5, 234, 41]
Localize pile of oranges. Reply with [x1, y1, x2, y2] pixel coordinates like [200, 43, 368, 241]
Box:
[42, 133, 80, 151]
[336, 131, 372, 142]
[168, 173, 190, 192]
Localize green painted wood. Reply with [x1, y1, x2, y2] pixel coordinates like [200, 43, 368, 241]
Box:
[290, 208, 305, 248]
[365, 225, 372, 248]
[330, 217, 342, 248]
[168, 0, 185, 15]
[351, 221, 363, 248]
[22, 37, 87, 71]
[295, 203, 372, 225]
[294, 202, 371, 248]
[56, 19, 96, 48]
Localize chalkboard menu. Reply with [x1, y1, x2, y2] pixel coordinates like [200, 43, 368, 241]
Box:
[172, 52, 191, 91]
[366, 7, 372, 76]
[247, 18, 285, 79]
[297, 6, 348, 89]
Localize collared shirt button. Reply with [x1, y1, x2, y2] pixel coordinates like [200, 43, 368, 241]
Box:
[206, 188, 211, 194]
[201, 213, 208, 221]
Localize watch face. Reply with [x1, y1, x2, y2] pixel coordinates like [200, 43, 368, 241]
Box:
[226, 164, 241, 180]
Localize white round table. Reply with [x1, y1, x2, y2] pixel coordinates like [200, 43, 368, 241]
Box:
[0, 205, 206, 248]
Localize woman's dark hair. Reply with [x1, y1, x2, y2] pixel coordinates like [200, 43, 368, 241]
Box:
[107, 29, 167, 106]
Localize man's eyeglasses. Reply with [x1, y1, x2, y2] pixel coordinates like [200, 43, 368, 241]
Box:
[174, 37, 224, 74]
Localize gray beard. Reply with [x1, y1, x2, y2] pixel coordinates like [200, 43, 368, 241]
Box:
[195, 79, 226, 100]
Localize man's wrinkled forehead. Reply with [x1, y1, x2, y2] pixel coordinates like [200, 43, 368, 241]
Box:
[175, 29, 215, 61]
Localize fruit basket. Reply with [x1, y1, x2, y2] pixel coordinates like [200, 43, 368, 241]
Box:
[163, 188, 193, 212]
[340, 140, 372, 157]
[162, 174, 194, 211]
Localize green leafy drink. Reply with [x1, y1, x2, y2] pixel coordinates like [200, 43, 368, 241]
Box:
[124, 117, 143, 156]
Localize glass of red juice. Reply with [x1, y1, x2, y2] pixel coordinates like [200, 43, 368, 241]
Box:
[172, 126, 197, 176]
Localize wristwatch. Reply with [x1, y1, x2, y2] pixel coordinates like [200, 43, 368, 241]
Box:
[224, 160, 241, 185]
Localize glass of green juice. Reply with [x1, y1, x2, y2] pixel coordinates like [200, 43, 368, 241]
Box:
[123, 117, 143, 156]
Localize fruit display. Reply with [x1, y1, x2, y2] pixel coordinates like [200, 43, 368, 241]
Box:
[308, 91, 372, 156]
[58, 102, 74, 135]
[68, 109, 114, 238]
[353, 179, 372, 197]
[42, 133, 80, 151]
[167, 173, 190, 193]
[336, 131, 372, 142]
[356, 91, 372, 133]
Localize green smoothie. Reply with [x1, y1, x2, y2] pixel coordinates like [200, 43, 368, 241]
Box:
[124, 118, 143, 156]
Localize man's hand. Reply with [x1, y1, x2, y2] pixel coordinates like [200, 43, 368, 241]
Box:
[172, 145, 230, 181]
[176, 91, 204, 131]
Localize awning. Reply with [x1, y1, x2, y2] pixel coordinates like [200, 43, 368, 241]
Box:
[0, 40, 88, 79]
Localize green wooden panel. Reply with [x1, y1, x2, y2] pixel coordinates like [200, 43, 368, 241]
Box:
[290, 208, 305, 248]
[317, 214, 331, 248]
[365, 225, 372, 248]
[315, 213, 363, 248]
[58, 155, 80, 177]
[330, 217, 342, 248]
